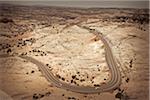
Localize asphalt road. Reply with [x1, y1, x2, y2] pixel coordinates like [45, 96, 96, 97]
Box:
[0, 26, 121, 94]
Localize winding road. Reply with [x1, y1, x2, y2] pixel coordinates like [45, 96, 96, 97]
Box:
[0, 26, 121, 94]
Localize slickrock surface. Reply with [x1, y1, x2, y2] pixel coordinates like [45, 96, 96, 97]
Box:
[29, 25, 110, 87]
[0, 4, 149, 100]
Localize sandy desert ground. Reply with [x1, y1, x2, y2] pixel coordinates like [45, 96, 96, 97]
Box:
[0, 4, 149, 100]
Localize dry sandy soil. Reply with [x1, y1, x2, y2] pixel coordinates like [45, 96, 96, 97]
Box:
[0, 4, 149, 100]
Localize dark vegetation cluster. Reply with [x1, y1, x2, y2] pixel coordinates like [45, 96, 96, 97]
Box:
[113, 14, 149, 24]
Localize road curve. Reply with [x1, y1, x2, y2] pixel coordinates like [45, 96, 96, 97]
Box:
[0, 26, 121, 94]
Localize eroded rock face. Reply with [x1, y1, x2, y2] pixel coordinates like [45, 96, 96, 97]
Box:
[34, 25, 111, 86]
[17, 24, 111, 87]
